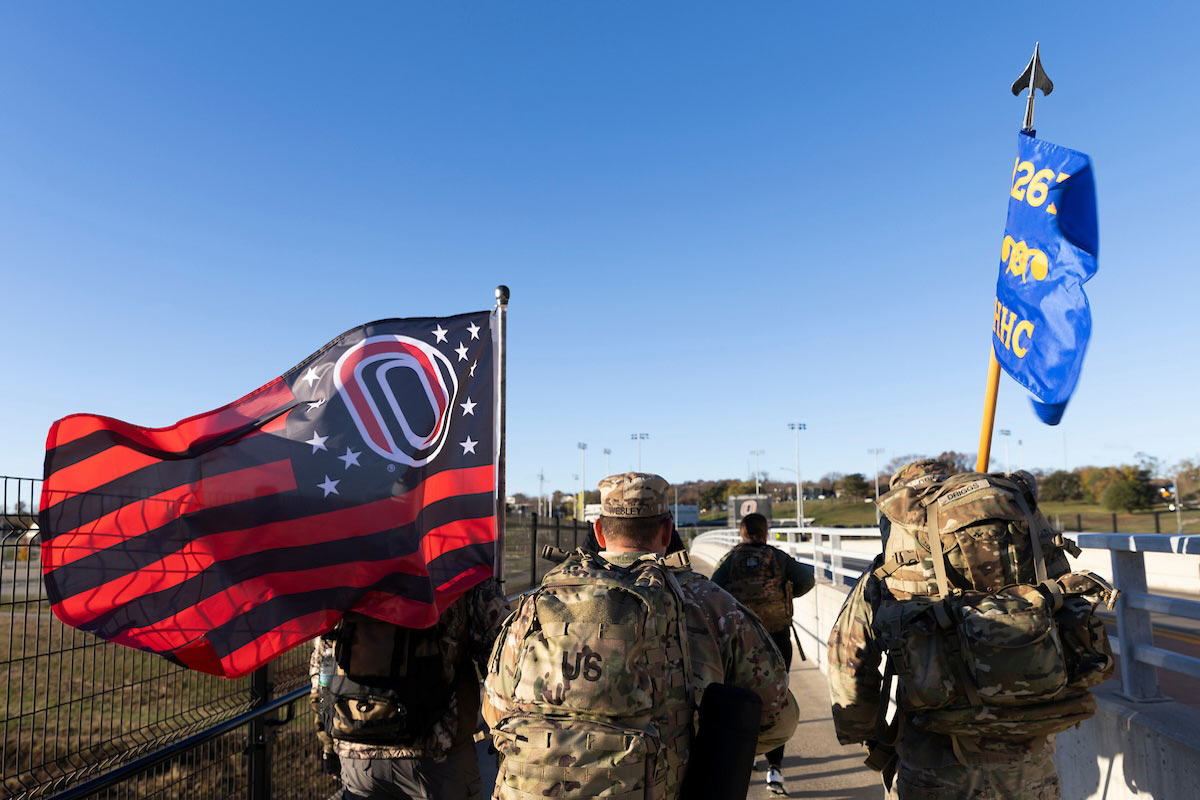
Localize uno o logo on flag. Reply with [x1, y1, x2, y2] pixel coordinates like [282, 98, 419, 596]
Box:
[334, 335, 459, 466]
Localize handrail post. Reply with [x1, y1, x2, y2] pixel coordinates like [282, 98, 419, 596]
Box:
[1111, 549, 1164, 701]
[830, 531, 843, 584]
[530, 512, 539, 585]
[247, 667, 272, 800]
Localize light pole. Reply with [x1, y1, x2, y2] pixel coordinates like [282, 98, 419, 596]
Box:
[788, 423, 806, 529]
[868, 448, 884, 524]
[603, 448, 612, 476]
[998, 429, 1011, 473]
[750, 450, 765, 495]
[577, 443, 587, 521]
[631, 433, 649, 471]
[537, 470, 545, 516]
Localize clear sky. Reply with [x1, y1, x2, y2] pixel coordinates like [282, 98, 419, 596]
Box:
[2, 2, 1197, 497]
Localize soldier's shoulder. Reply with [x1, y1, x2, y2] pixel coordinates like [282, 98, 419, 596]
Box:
[677, 570, 744, 614]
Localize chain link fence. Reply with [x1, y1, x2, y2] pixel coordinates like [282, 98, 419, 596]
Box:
[2, 474, 607, 799]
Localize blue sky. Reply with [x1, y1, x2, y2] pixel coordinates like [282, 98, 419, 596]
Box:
[2, 2, 1197, 496]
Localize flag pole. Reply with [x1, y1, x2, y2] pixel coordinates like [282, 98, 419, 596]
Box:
[976, 351, 1001, 472]
[978, 44, 1054, 474]
[493, 285, 510, 582]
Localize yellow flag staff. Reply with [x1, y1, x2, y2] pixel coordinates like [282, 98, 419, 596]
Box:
[976, 44, 1054, 472]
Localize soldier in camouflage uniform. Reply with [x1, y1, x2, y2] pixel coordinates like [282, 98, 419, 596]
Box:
[310, 578, 510, 800]
[483, 473, 797, 800]
[826, 460, 1063, 800]
[712, 512, 814, 795]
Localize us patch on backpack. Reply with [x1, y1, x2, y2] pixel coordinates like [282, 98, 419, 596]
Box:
[487, 550, 695, 799]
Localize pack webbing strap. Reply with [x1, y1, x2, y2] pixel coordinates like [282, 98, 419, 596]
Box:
[1013, 493, 1048, 584]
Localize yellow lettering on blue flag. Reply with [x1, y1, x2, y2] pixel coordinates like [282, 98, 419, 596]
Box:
[993, 133, 1098, 425]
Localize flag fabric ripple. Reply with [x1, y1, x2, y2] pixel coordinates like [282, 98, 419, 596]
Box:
[994, 132, 1099, 425]
[40, 312, 498, 678]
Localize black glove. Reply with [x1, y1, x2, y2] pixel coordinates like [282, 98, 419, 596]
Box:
[321, 749, 341, 776]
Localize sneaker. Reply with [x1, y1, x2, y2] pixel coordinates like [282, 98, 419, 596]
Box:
[766, 766, 787, 796]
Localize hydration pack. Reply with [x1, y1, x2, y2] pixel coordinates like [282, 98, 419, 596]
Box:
[318, 613, 454, 744]
[487, 549, 696, 799]
[721, 543, 794, 632]
[871, 470, 1117, 742]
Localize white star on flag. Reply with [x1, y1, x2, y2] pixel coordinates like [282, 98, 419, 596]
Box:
[467, 321, 480, 340]
[460, 436, 478, 455]
[307, 397, 326, 411]
[306, 432, 329, 453]
[317, 475, 340, 497]
[460, 397, 476, 416]
[454, 342, 469, 361]
[432, 325, 448, 343]
[338, 447, 361, 469]
[301, 367, 321, 388]
[469, 361, 477, 377]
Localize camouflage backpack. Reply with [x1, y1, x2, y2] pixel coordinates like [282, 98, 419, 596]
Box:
[871, 467, 1117, 743]
[487, 549, 695, 800]
[720, 543, 793, 632]
[317, 613, 454, 744]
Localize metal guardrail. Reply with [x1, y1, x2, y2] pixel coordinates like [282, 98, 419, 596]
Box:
[695, 527, 1200, 705]
[692, 526, 878, 585]
[1075, 533, 1200, 702]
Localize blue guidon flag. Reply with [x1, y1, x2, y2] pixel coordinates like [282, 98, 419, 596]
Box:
[993, 132, 1099, 424]
[40, 312, 497, 678]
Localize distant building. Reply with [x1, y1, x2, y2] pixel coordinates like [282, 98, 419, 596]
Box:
[672, 504, 700, 526]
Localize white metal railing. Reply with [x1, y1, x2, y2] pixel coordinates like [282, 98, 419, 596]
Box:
[1075, 533, 1200, 701]
[692, 527, 880, 585]
[695, 528, 1200, 704]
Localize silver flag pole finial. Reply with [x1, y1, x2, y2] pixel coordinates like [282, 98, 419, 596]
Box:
[1012, 42, 1054, 133]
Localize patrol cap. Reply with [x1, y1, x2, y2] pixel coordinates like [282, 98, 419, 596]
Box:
[598, 472, 671, 518]
[889, 459, 952, 490]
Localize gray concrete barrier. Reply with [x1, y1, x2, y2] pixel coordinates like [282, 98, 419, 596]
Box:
[776, 557, 1200, 800]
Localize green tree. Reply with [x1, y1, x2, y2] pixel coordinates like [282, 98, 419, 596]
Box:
[1101, 478, 1154, 513]
[838, 473, 870, 498]
[725, 480, 757, 497]
[936, 451, 976, 473]
[699, 481, 730, 511]
[1040, 470, 1083, 502]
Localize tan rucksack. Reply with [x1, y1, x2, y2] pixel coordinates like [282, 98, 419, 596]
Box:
[720, 543, 794, 632]
[871, 469, 1117, 745]
[487, 550, 695, 799]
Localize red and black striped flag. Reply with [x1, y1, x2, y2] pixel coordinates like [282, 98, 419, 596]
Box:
[40, 312, 498, 678]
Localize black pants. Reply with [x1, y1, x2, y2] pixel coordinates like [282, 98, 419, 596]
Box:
[766, 628, 793, 768]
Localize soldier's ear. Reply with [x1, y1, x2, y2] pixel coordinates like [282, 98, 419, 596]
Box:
[658, 518, 672, 551]
[594, 519, 607, 549]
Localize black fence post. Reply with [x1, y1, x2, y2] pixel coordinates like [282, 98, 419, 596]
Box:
[530, 512, 539, 584]
[1076, 513, 1082, 532]
[248, 667, 272, 800]
[1155, 511, 1161, 533]
[1111, 513, 1118, 533]
[554, 515, 561, 549]
[529, 514, 538, 588]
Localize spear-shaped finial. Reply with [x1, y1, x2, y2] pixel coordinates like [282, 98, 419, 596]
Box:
[1012, 42, 1054, 133]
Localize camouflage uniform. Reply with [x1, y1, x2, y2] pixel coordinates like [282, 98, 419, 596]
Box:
[310, 577, 510, 798]
[827, 460, 1062, 800]
[484, 473, 796, 800]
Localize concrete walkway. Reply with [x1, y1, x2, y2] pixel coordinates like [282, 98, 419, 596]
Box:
[689, 549, 881, 799]
[744, 656, 881, 800]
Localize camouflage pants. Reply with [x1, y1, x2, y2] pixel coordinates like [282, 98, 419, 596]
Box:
[340, 744, 483, 800]
[886, 746, 1060, 800]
